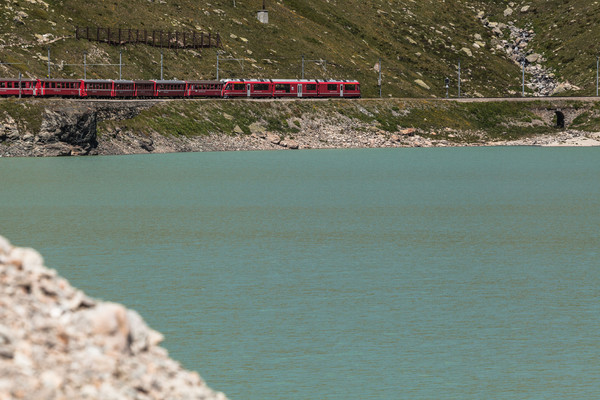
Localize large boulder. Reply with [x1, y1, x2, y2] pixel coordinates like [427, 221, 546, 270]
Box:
[0, 234, 228, 400]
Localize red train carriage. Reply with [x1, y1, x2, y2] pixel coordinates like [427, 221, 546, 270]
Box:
[247, 80, 274, 98]
[222, 80, 248, 98]
[134, 81, 155, 98]
[222, 80, 277, 98]
[340, 80, 361, 98]
[153, 80, 186, 97]
[297, 80, 319, 98]
[187, 80, 223, 97]
[272, 80, 302, 98]
[0, 78, 37, 96]
[315, 80, 361, 98]
[81, 80, 113, 97]
[37, 79, 82, 97]
[113, 80, 135, 97]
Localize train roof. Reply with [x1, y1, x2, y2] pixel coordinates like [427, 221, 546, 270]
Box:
[222, 78, 359, 83]
[82, 79, 113, 83]
[186, 80, 223, 84]
[0, 77, 37, 81]
[38, 78, 81, 82]
[113, 80, 135, 83]
[152, 80, 186, 84]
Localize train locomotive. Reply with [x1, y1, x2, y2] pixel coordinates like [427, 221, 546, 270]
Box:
[0, 78, 360, 99]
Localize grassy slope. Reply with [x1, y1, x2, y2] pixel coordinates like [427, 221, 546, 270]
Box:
[0, 0, 598, 98]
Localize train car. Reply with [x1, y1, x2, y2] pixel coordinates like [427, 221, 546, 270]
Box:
[246, 80, 274, 98]
[222, 79, 276, 98]
[221, 79, 248, 98]
[296, 80, 319, 98]
[315, 80, 360, 98]
[37, 79, 82, 97]
[316, 80, 342, 98]
[134, 80, 155, 98]
[81, 80, 113, 97]
[341, 80, 361, 98]
[187, 80, 223, 97]
[0, 78, 38, 96]
[114, 80, 136, 97]
[153, 80, 186, 97]
[272, 79, 302, 98]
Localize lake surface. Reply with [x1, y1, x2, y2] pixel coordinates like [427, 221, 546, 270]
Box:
[1, 147, 599, 399]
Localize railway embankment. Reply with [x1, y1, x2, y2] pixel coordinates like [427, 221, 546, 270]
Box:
[2, 98, 600, 157]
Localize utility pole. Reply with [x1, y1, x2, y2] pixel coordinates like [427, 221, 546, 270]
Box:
[301, 54, 304, 79]
[47, 47, 51, 78]
[119, 49, 122, 80]
[216, 53, 219, 80]
[596, 56, 599, 97]
[83, 51, 87, 80]
[457, 59, 461, 98]
[378, 57, 382, 98]
[160, 49, 164, 80]
[522, 60, 525, 97]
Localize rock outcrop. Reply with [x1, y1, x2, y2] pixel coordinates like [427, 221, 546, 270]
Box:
[477, 11, 580, 96]
[0, 235, 228, 400]
[0, 100, 155, 157]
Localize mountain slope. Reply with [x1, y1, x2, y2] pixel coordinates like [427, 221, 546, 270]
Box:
[0, 0, 597, 98]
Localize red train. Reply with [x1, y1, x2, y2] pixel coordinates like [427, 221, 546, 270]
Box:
[0, 78, 360, 99]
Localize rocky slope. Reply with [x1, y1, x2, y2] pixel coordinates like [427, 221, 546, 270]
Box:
[2, 98, 600, 157]
[0, 235, 228, 400]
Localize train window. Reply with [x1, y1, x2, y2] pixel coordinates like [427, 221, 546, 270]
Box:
[327, 84, 337, 91]
[233, 83, 245, 91]
[254, 83, 269, 91]
[306, 84, 317, 91]
[0, 82, 5, 88]
[275, 83, 291, 93]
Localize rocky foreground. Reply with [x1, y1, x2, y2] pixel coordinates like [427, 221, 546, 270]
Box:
[0, 235, 228, 400]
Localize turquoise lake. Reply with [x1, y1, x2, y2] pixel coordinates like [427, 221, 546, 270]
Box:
[1, 147, 599, 399]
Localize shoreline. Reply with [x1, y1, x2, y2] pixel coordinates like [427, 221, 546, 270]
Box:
[1, 98, 600, 157]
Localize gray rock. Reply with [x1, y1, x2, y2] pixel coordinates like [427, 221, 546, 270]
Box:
[267, 133, 281, 144]
[526, 53, 542, 63]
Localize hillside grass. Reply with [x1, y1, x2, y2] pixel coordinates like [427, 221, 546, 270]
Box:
[0, 0, 524, 98]
[1, 1, 598, 98]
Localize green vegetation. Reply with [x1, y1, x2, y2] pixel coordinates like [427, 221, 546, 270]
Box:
[4, 0, 594, 98]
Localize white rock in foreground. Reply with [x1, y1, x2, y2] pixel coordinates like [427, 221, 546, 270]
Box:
[0, 235, 228, 400]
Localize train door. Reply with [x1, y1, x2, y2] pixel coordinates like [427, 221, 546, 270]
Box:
[340, 84, 344, 97]
[298, 84, 302, 98]
[247, 83, 251, 97]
